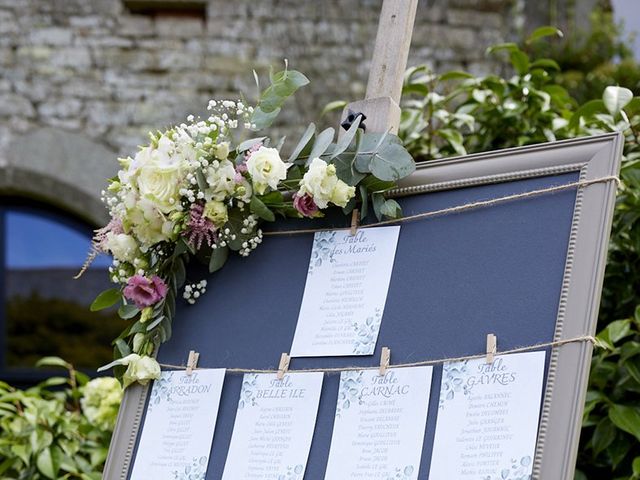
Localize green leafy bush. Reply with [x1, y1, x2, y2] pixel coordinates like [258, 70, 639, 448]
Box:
[398, 26, 640, 479]
[0, 357, 122, 479]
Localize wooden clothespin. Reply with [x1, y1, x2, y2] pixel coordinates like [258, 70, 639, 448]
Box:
[486, 334, 497, 364]
[186, 350, 200, 375]
[379, 347, 391, 375]
[350, 209, 360, 236]
[277, 352, 290, 380]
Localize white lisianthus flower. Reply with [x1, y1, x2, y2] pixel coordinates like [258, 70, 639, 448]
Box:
[123, 354, 161, 388]
[203, 200, 228, 227]
[235, 177, 253, 203]
[128, 198, 178, 247]
[97, 353, 161, 389]
[105, 233, 138, 263]
[214, 141, 230, 160]
[330, 178, 356, 207]
[298, 158, 355, 209]
[246, 146, 290, 195]
[205, 160, 236, 201]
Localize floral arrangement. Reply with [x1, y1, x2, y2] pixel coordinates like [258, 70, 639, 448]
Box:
[87, 67, 415, 386]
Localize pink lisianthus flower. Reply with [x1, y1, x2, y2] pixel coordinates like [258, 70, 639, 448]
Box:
[123, 275, 168, 309]
[293, 192, 319, 218]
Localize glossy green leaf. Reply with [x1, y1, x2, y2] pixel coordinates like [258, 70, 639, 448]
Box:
[35, 357, 71, 370]
[89, 288, 121, 312]
[321, 100, 347, 117]
[526, 26, 563, 43]
[609, 404, 640, 441]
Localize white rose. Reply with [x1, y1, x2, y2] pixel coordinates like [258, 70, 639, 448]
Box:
[205, 160, 236, 201]
[105, 233, 138, 263]
[298, 158, 338, 209]
[137, 161, 182, 213]
[245, 146, 289, 195]
[330, 179, 356, 207]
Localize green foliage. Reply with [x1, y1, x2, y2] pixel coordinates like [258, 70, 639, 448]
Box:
[396, 29, 640, 479]
[0, 359, 121, 479]
[7, 294, 122, 369]
[530, 10, 640, 105]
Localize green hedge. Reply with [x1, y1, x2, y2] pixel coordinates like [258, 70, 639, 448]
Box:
[396, 26, 640, 480]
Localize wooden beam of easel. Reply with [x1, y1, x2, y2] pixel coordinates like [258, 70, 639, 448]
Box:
[341, 0, 418, 135]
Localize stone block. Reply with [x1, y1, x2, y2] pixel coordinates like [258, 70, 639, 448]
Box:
[118, 14, 155, 37]
[29, 27, 73, 46]
[0, 93, 35, 118]
[448, 9, 504, 29]
[158, 50, 203, 71]
[96, 48, 159, 71]
[155, 16, 204, 38]
[86, 101, 134, 128]
[59, 78, 112, 100]
[50, 46, 92, 69]
[38, 98, 83, 119]
[0, 9, 17, 35]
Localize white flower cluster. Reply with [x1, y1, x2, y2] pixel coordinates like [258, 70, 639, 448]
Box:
[183, 280, 207, 305]
[98, 98, 290, 293]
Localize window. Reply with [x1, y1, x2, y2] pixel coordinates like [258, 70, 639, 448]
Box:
[0, 200, 120, 384]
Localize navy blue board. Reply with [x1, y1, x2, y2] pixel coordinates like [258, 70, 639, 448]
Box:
[128, 172, 579, 479]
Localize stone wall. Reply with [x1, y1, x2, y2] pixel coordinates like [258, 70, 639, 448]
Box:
[0, 0, 516, 215]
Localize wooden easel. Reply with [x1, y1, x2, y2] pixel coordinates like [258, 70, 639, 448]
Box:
[341, 0, 418, 135]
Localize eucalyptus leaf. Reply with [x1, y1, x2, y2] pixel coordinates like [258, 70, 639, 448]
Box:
[237, 137, 266, 152]
[146, 315, 166, 332]
[380, 198, 402, 219]
[331, 116, 361, 159]
[288, 123, 315, 162]
[195, 169, 208, 191]
[250, 196, 276, 221]
[209, 246, 229, 273]
[333, 152, 366, 185]
[250, 106, 281, 130]
[118, 304, 140, 320]
[308, 127, 335, 161]
[369, 141, 416, 181]
[174, 257, 186, 288]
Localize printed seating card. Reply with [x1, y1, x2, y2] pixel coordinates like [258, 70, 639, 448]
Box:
[324, 366, 433, 479]
[428, 351, 546, 479]
[221, 372, 324, 480]
[291, 226, 401, 357]
[129, 369, 225, 480]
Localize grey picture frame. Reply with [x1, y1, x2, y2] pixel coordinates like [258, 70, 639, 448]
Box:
[103, 132, 623, 480]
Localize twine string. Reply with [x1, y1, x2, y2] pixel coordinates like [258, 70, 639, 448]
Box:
[158, 334, 596, 374]
[263, 176, 620, 237]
